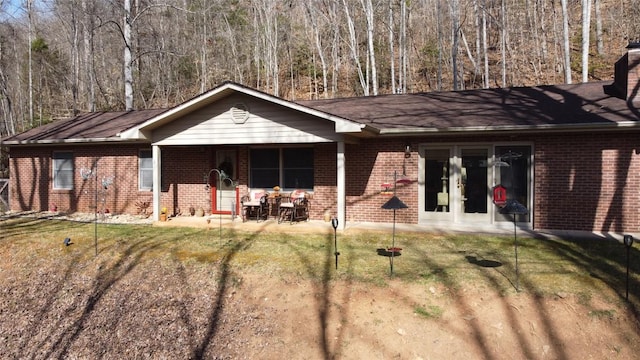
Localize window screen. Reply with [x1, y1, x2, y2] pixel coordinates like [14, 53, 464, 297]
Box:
[53, 152, 74, 190]
[139, 150, 153, 190]
[249, 147, 314, 190]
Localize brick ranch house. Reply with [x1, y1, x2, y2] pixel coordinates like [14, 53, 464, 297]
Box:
[2, 44, 640, 234]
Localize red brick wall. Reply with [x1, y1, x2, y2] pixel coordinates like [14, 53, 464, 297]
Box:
[312, 143, 337, 220]
[9, 145, 154, 215]
[345, 139, 418, 224]
[532, 132, 640, 233]
[159, 146, 213, 216]
[8, 144, 340, 220]
[9, 133, 640, 233]
[8, 145, 220, 217]
[344, 133, 640, 233]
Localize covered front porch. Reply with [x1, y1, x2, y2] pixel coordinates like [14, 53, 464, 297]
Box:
[117, 83, 369, 230]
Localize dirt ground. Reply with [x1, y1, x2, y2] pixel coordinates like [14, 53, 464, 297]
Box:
[2, 264, 639, 359]
[1, 213, 639, 359]
[212, 275, 639, 360]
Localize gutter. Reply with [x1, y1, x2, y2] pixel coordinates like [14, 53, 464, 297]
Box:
[377, 121, 640, 136]
[1, 137, 151, 146]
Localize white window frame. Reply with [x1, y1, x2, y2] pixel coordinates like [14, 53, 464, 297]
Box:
[53, 151, 74, 190]
[139, 149, 153, 190]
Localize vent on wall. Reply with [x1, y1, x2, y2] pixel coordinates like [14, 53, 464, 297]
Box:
[231, 103, 249, 124]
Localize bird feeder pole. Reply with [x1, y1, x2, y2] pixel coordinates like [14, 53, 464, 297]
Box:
[332, 217, 340, 269]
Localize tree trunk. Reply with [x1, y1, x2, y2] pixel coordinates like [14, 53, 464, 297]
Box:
[501, 0, 507, 87]
[481, 0, 488, 88]
[400, 0, 407, 93]
[342, 0, 368, 95]
[389, 0, 396, 94]
[71, 3, 79, 115]
[123, 0, 134, 110]
[594, 0, 604, 55]
[362, 0, 378, 95]
[200, 6, 208, 93]
[451, 0, 460, 90]
[581, 0, 592, 82]
[0, 40, 15, 135]
[82, 0, 95, 112]
[27, 0, 34, 126]
[561, 0, 572, 84]
[304, 2, 329, 99]
[437, 0, 443, 90]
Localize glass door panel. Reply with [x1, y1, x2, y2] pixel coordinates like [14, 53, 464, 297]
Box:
[494, 146, 531, 223]
[420, 147, 452, 221]
[420, 144, 531, 226]
[460, 148, 489, 221]
[212, 149, 237, 213]
[425, 149, 450, 212]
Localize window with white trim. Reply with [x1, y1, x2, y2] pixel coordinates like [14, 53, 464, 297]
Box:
[249, 147, 314, 190]
[139, 150, 153, 190]
[53, 152, 74, 190]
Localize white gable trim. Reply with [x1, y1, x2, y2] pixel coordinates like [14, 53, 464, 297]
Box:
[119, 82, 373, 141]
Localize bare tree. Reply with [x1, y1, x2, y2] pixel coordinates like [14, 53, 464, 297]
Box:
[0, 0, 634, 130]
[450, 0, 460, 90]
[27, 0, 34, 125]
[342, 0, 368, 95]
[361, 0, 378, 95]
[594, 0, 603, 55]
[388, 0, 395, 94]
[399, 0, 407, 93]
[253, 0, 280, 95]
[581, 0, 591, 82]
[303, 2, 328, 99]
[0, 39, 15, 136]
[123, 0, 133, 110]
[480, 0, 488, 88]
[561, 0, 572, 84]
[82, 0, 96, 112]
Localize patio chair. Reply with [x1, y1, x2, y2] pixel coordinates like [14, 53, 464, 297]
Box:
[278, 189, 310, 224]
[241, 189, 269, 222]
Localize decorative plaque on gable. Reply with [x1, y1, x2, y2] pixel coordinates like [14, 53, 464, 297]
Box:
[230, 103, 249, 124]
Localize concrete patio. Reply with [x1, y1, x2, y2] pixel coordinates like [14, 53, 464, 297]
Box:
[155, 213, 521, 237]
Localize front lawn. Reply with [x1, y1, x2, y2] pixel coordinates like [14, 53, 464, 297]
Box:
[1, 214, 638, 359]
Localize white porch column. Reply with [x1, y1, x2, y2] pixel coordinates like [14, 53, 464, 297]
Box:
[152, 145, 161, 221]
[337, 141, 346, 230]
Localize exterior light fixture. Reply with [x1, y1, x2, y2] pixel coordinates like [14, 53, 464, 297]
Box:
[404, 144, 412, 158]
[332, 217, 340, 269]
[624, 234, 634, 247]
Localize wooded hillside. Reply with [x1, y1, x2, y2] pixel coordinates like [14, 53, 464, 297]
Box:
[0, 0, 638, 137]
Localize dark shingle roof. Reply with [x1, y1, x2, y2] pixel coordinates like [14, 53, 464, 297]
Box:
[298, 81, 639, 132]
[1, 109, 167, 143]
[3, 80, 639, 145]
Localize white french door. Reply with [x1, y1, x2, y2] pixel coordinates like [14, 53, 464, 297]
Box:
[419, 145, 491, 224]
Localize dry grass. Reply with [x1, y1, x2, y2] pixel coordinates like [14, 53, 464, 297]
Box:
[1, 214, 639, 358]
[2, 215, 637, 301]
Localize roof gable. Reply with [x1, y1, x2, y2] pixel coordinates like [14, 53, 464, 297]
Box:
[120, 81, 368, 141]
[150, 92, 345, 145]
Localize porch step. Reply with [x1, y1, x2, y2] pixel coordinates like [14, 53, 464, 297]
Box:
[205, 214, 237, 221]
